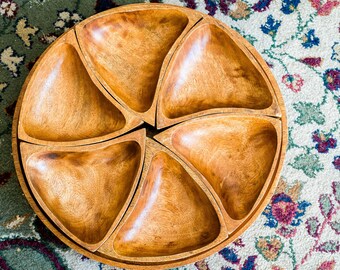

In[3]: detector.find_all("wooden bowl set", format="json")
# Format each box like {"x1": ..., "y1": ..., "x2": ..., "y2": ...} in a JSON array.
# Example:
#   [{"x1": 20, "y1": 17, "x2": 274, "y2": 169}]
[{"x1": 12, "y1": 4, "x2": 287, "y2": 269}]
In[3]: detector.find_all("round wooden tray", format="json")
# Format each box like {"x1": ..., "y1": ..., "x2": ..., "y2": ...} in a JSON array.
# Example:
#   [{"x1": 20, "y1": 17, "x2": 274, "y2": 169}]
[{"x1": 12, "y1": 3, "x2": 287, "y2": 269}]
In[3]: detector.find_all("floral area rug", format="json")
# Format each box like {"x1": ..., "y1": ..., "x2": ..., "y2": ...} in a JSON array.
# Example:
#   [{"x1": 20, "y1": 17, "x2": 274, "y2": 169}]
[{"x1": 0, "y1": 0, "x2": 339, "y2": 269}]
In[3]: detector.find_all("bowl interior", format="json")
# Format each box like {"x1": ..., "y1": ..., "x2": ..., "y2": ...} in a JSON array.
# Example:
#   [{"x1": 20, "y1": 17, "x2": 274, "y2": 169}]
[
  {"x1": 21, "y1": 43, "x2": 126, "y2": 142},
  {"x1": 112, "y1": 151, "x2": 221, "y2": 257},
  {"x1": 162, "y1": 116, "x2": 279, "y2": 220},
  {"x1": 79, "y1": 9, "x2": 189, "y2": 113},
  {"x1": 23, "y1": 140, "x2": 141, "y2": 248},
  {"x1": 160, "y1": 23, "x2": 273, "y2": 119}
]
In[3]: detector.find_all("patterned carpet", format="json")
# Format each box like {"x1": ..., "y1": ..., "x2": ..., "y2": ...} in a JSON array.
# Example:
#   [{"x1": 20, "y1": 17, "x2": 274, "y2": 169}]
[{"x1": 0, "y1": 0, "x2": 339, "y2": 269}]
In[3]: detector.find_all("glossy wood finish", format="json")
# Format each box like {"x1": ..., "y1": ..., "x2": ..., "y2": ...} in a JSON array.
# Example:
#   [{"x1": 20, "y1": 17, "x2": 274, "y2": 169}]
[
  {"x1": 12, "y1": 3, "x2": 287, "y2": 269},
  {"x1": 114, "y1": 152, "x2": 220, "y2": 257},
  {"x1": 155, "y1": 114, "x2": 282, "y2": 231},
  {"x1": 76, "y1": 6, "x2": 202, "y2": 125},
  {"x1": 157, "y1": 18, "x2": 281, "y2": 128},
  {"x1": 18, "y1": 30, "x2": 143, "y2": 146},
  {"x1": 98, "y1": 138, "x2": 227, "y2": 263},
  {"x1": 20, "y1": 129, "x2": 145, "y2": 251}
]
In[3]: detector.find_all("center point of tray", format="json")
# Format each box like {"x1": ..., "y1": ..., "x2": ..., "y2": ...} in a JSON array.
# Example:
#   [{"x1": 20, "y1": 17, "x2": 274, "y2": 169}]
[{"x1": 139, "y1": 122, "x2": 165, "y2": 138}]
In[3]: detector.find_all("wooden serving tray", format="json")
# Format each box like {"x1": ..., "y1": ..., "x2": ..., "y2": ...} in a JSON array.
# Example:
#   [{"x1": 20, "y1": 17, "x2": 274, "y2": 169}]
[{"x1": 12, "y1": 3, "x2": 287, "y2": 269}]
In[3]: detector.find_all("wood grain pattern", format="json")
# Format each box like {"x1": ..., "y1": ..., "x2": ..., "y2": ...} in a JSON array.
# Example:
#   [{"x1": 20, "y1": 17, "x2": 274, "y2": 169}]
[
  {"x1": 98, "y1": 138, "x2": 228, "y2": 263},
  {"x1": 20, "y1": 129, "x2": 146, "y2": 252},
  {"x1": 76, "y1": 6, "x2": 201, "y2": 125},
  {"x1": 155, "y1": 114, "x2": 282, "y2": 230},
  {"x1": 18, "y1": 29, "x2": 143, "y2": 146},
  {"x1": 157, "y1": 18, "x2": 281, "y2": 129},
  {"x1": 12, "y1": 3, "x2": 288, "y2": 269}
]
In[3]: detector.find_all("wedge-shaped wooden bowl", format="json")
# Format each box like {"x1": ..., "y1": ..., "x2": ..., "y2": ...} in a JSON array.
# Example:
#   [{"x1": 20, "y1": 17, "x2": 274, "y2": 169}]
[
  {"x1": 156, "y1": 16, "x2": 281, "y2": 128},
  {"x1": 12, "y1": 3, "x2": 287, "y2": 269},
  {"x1": 155, "y1": 114, "x2": 282, "y2": 232},
  {"x1": 20, "y1": 129, "x2": 145, "y2": 252},
  {"x1": 76, "y1": 5, "x2": 201, "y2": 125},
  {"x1": 98, "y1": 138, "x2": 228, "y2": 263},
  {"x1": 17, "y1": 29, "x2": 142, "y2": 146}
]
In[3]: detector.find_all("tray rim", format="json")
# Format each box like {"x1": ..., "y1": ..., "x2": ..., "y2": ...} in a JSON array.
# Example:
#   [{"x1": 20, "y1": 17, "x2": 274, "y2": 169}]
[{"x1": 11, "y1": 3, "x2": 288, "y2": 269}]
